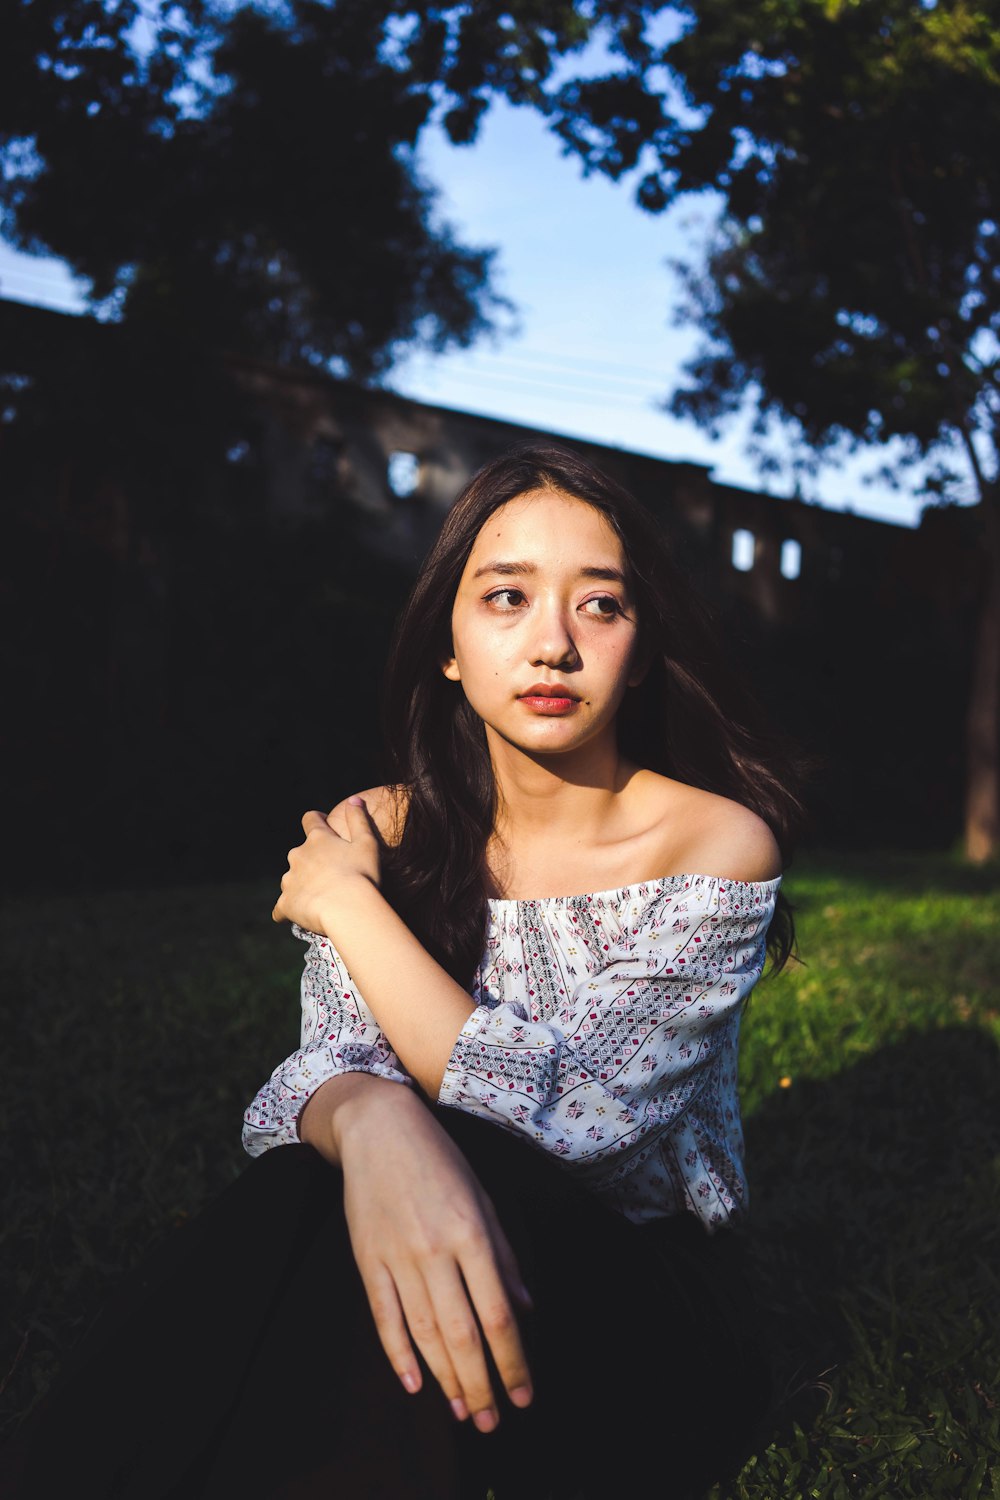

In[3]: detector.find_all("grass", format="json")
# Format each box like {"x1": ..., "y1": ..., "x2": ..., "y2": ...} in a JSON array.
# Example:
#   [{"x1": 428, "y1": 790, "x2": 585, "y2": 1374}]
[{"x1": 2, "y1": 851, "x2": 999, "y2": 1497}]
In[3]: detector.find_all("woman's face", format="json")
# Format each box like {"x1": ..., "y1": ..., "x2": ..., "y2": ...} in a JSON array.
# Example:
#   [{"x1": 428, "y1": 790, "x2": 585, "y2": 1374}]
[{"x1": 442, "y1": 488, "x2": 645, "y2": 762}]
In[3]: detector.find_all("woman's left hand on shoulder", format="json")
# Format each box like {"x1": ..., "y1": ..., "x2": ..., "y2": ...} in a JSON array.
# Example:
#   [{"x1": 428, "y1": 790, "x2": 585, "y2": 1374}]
[{"x1": 272, "y1": 798, "x2": 380, "y2": 931}]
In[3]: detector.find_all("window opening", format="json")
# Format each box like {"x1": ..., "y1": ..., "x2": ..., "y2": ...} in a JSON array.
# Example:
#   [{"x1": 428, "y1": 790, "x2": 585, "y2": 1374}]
[
  {"x1": 387, "y1": 450, "x2": 420, "y2": 498},
  {"x1": 731, "y1": 528, "x2": 755, "y2": 572},
  {"x1": 780, "y1": 539, "x2": 802, "y2": 580}
]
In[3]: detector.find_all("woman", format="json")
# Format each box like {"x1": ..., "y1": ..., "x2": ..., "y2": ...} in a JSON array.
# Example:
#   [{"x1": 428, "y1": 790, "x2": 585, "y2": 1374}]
[{"x1": 20, "y1": 444, "x2": 801, "y2": 1500}]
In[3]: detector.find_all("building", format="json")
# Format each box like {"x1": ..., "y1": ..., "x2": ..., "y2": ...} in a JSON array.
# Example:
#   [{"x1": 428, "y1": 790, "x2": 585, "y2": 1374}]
[{"x1": 1, "y1": 299, "x2": 979, "y2": 881}]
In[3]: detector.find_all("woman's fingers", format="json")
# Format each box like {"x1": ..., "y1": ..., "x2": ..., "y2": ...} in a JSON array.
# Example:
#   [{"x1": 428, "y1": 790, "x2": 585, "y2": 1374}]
[
  {"x1": 337, "y1": 1094, "x2": 533, "y2": 1429},
  {"x1": 343, "y1": 799, "x2": 382, "y2": 879},
  {"x1": 419, "y1": 1259, "x2": 502, "y2": 1432},
  {"x1": 354, "y1": 1259, "x2": 426, "y2": 1398},
  {"x1": 359, "y1": 1246, "x2": 529, "y2": 1432},
  {"x1": 455, "y1": 1238, "x2": 534, "y2": 1415},
  {"x1": 274, "y1": 804, "x2": 381, "y2": 932},
  {"x1": 300, "y1": 808, "x2": 329, "y2": 837},
  {"x1": 354, "y1": 1244, "x2": 477, "y2": 1422},
  {"x1": 401, "y1": 1232, "x2": 533, "y2": 1429},
  {"x1": 480, "y1": 1194, "x2": 534, "y2": 1311}
]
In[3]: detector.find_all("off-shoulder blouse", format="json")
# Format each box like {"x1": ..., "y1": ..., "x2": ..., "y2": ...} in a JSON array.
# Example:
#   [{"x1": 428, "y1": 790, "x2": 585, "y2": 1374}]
[{"x1": 242, "y1": 874, "x2": 780, "y2": 1229}]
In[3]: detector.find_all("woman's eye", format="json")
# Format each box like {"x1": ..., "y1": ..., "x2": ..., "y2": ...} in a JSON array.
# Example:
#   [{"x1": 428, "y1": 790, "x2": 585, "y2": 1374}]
[
  {"x1": 581, "y1": 595, "x2": 621, "y2": 619},
  {"x1": 485, "y1": 588, "x2": 526, "y2": 610}
]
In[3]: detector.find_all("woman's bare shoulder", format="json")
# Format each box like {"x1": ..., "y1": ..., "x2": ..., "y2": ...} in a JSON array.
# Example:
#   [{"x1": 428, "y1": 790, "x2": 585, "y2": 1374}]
[
  {"x1": 635, "y1": 771, "x2": 782, "y2": 883},
  {"x1": 327, "y1": 783, "x2": 409, "y2": 846}
]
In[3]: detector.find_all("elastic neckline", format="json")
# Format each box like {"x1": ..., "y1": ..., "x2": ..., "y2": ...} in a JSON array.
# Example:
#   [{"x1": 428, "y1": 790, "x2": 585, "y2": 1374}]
[{"x1": 486, "y1": 871, "x2": 782, "y2": 909}]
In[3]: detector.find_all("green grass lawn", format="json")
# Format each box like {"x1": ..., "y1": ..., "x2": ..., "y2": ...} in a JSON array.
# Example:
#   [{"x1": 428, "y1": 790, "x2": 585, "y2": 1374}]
[{"x1": 2, "y1": 852, "x2": 998, "y2": 1497}]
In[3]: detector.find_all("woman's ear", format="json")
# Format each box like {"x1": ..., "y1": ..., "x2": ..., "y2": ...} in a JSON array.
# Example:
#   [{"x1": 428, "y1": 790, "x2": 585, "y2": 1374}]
[
  {"x1": 441, "y1": 655, "x2": 461, "y2": 683},
  {"x1": 627, "y1": 645, "x2": 652, "y2": 689}
]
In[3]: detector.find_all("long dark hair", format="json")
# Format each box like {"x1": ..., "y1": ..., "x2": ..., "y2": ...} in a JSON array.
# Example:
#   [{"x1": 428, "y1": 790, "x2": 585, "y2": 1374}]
[{"x1": 380, "y1": 443, "x2": 805, "y2": 984}]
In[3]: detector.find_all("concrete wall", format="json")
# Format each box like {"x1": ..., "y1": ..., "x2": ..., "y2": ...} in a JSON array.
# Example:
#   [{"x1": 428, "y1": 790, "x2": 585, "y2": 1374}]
[{"x1": 225, "y1": 347, "x2": 975, "y2": 631}]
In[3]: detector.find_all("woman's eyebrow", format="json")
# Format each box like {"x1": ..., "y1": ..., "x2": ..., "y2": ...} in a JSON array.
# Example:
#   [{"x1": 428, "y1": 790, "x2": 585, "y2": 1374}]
[
  {"x1": 471, "y1": 560, "x2": 628, "y2": 583},
  {"x1": 579, "y1": 566, "x2": 628, "y2": 584},
  {"x1": 472, "y1": 559, "x2": 534, "y2": 579}
]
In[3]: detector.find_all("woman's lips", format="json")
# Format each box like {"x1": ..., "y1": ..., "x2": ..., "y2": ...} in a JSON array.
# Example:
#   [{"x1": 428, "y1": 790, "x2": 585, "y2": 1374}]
[{"x1": 517, "y1": 688, "x2": 579, "y2": 714}]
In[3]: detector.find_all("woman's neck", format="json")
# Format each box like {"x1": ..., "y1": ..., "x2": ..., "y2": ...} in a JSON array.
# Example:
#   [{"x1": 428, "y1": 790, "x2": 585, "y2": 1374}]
[
  {"x1": 487, "y1": 729, "x2": 634, "y2": 851},
  {"x1": 485, "y1": 729, "x2": 653, "y2": 894}
]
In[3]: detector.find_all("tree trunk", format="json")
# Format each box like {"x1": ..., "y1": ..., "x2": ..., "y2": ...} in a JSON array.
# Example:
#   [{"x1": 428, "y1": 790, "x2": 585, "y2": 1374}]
[{"x1": 964, "y1": 489, "x2": 1000, "y2": 862}]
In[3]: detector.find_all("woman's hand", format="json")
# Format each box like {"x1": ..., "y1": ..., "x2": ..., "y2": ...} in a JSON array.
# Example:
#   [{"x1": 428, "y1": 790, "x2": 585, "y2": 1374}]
[
  {"x1": 301, "y1": 1076, "x2": 534, "y2": 1433},
  {"x1": 272, "y1": 798, "x2": 379, "y2": 933}
]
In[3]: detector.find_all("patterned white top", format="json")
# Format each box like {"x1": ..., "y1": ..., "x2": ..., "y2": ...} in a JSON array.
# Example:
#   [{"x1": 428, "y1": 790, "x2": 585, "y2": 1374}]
[{"x1": 242, "y1": 874, "x2": 780, "y2": 1229}]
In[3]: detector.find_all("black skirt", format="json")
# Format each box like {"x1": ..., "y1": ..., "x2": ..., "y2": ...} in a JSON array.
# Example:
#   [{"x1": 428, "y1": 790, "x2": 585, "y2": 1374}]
[{"x1": 13, "y1": 1108, "x2": 772, "y2": 1500}]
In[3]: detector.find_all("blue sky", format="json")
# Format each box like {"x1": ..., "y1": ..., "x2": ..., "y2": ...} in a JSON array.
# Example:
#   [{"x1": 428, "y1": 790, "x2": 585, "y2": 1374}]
[{"x1": 0, "y1": 89, "x2": 942, "y2": 527}]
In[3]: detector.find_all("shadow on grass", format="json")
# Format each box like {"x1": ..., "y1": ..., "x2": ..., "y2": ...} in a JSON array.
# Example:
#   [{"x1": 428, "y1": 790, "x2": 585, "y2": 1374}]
[
  {"x1": 739, "y1": 1025, "x2": 1000, "y2": 1483},
  {"x1": 787, "y1": 849, "x2": 1000, "y2": 903}
]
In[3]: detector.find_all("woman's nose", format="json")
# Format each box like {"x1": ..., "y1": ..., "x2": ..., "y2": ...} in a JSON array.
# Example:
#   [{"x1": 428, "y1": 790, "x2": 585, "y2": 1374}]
[{"x1": 529, "y1": 605, "x2": 580, "y2": 669}]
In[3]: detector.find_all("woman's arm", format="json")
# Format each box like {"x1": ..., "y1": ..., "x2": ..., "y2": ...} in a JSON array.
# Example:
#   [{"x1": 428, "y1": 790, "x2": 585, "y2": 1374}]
[
  {"x1": 295, "y1": 1071, "x2": 534, "y2": 1434},
  {"x1": 441, "y1": 876, "x2": 777, "y2": 1217},
  {"x1": 242, "y1": 921, "x2": 415, "y2": 1155},
  {"x1": 261, "y1": 814, "x2": 535, "y2": 1432},
  {"x1": 272, "y1": 803, "x2": 777, "y2": 1150},
  {"x1": 274, "y1": 813, "x2": 776, "y2": 1218},
  {"x1": 271, "y1": 799, "x2": 478, "y2": 1096}
]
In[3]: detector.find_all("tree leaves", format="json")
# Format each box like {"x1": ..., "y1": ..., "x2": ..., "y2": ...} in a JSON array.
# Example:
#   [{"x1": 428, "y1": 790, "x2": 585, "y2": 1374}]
[{"x1": 0, "y1": 0, "x2": 507, "y2": 375}]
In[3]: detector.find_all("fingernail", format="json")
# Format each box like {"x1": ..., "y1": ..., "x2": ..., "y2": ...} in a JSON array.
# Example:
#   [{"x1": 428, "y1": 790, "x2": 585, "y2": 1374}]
[
  {"x1": 509, "y1": 1385, "x2": 533, "y2": 1408},
  {"x1": 473, "y1": 1409, "x2": 497, "y2": 1433},
  {"x1": 450, "y1": 1397, "x2": 468, "y2": 1421},
  {"x1": 401, "y1": 1371, "x2": 420, "y2": 1393},
  {"x1": 348, "y1": 795, "x2": 365, "y2": 806}
]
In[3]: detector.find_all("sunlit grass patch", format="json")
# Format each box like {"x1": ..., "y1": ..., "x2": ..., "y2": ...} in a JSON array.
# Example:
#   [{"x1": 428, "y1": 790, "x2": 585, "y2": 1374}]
[{"x1": 741, "y1": 851, "x2": 1000, "y2": 1112}]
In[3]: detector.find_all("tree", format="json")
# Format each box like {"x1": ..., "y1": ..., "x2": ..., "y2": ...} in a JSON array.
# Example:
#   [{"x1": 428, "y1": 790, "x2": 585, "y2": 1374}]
[
  {"x1": 1, "y1": 0, "x2": 669, "y2": 370},
  {"x1": 540, "y1": 0, "x2": 1000, "y2": 859},
  {"x1": 4, "y1": 0, "x2": 997, "y2": 854},
  {"x1": 0, "y1": 0, "x2": 511, "y2": 374}
]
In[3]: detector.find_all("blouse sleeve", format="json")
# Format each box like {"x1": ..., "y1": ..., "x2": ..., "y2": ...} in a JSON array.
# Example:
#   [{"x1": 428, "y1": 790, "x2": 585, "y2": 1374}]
[
  {"x1": 242, "y1": 924, "x2": 413, "y2": 1156},
  {"x1": 436, "y1": 881, "x2": 776, "y2": 1193}
]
